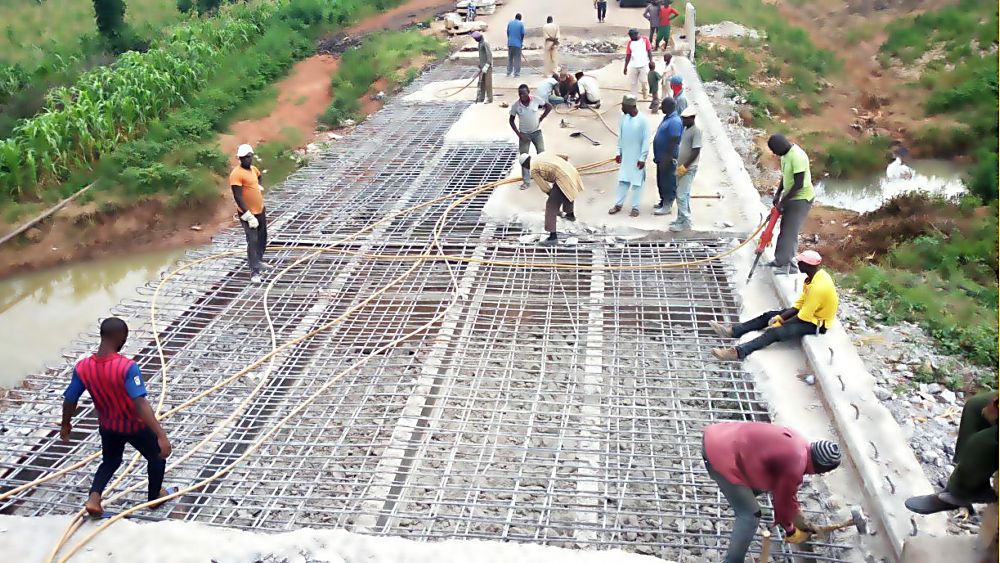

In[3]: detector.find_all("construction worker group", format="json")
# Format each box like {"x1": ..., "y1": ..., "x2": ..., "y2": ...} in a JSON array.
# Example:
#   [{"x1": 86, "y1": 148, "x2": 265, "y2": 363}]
[{"x1": 52, "y1": 5, "x2": 997, "y2": 562}]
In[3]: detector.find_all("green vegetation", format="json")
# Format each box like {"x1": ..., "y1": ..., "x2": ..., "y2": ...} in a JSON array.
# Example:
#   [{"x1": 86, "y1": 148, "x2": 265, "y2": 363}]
[
  {"x1": 880, "y1": 0, "x2": 999, "y2": 202},
  {"x1": 1, "y1": 0, "x2": 410, "y2": 217},
  {"x1": 820, "y1": 137, "x2": 892, "y2": 178},
  {"x1": 693, "y1": 0, "x2": 838, "y2": 124},
  {"x1": 845, "y1": 199, "x2": 999, "y2": 385},
  {"x1": 320, "y1": 31, "x2": 448, "y2": 128}
]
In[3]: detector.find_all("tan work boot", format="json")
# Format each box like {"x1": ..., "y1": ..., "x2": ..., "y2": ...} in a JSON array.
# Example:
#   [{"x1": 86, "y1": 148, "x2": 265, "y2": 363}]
[
  {"x1": 709, "y1": 321, "x2": 733, "y2": 338},
  {"x1": 712, "y1": 347, "x2": 740, "y2": 361}
]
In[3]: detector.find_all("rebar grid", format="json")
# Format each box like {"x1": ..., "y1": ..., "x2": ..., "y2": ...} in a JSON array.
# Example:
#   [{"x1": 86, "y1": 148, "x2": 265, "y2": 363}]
[{"x1": 0, "y1": 61, "x2": 853, "y2": 562}]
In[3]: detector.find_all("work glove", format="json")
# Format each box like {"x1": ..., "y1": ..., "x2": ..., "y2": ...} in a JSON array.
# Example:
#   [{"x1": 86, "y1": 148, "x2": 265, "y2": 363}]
[
  {"x1": 482, "y1": 63, "x2": 490, "y2": 73},
  {"x1": 676, "y1": 164, "x2": 688, "y2": 177},
  {"x1": 615, "y1": 155, "x2": 622, "y2": 164},
  {"x1": 785, "y1": 528, "x2": 812, "y2": 544},
  {"x1": 769, "y1": 315, "x2": 784, "y2": 327},
  {"x1": 241, "y1": 211, "x2": 259, "y2": 229}
]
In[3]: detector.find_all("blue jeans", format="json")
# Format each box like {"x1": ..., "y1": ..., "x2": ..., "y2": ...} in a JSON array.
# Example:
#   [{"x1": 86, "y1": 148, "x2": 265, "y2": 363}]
[
  {"x1": 615, "y1": 180, "x2": 643, "y2": 209},
  {"x1": 674, "y1": 169, "x2": 695, "y2": 225},
  {"x1": 507, "y1": 46, "x2": 522, "y2": 76},
  {"x1": 547, "y1": 95, "x2": 566, "y2": 105},
  {"x1": 656, "y1": 159, "x2": 677, "y2": 207},
  {"x1": 733, "y1": 309, "x2": 822, "y2": 358}
]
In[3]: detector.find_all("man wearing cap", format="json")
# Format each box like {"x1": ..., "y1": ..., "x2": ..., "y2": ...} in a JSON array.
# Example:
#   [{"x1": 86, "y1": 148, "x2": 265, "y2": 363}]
[
  {"x1": 703, "y1": 421, "x2": 842, "y2": 563},
  {"x1": 669, "y1": 75, "x2": 688, "y2": 115},
  {"x1": 653, "y1": 97, "x2": 683, "y2": 215},
  {"x1": 519, "y1": 152, "x2": 583, "y2": 246},
  {"x1": 709, "y1": 250, "x2": 838, "y2": 361},
  {"x1": 509, "y1": 84, "x2": 553, "y2": 191},
  {"x1": 623, "y1": 28, "x2": 652, "y2": 98},
  {"x1": 542, "y1": 16, "x2": 560, "y2": 75},
  {"x1": 671, "y1": 106, "x2": 701, "y2": 231},
  {"x1": 473, "y1": 32, "x2": 493, "y2": 104},
  {"x1": 230, "y1": 144, "x2": 267, "y2": 283},
  {"x1": 767, "y1": 133, "x2": 814, "y2": 270},
  {"x1": 609, "y1": 95, "x2": 649, "y2": 218}
]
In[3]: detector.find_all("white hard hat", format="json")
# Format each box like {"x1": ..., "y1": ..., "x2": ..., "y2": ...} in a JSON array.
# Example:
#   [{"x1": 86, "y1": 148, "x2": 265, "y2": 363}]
[
  {"x1": 680, "y1": 106, "x2": 697, "y2": 117},
  {"x1": 518, "y1": 153, "x2": 531, "y2": 165},
  {"x1": 236, "y1": 144, "x2": 254, "y2": 157}
]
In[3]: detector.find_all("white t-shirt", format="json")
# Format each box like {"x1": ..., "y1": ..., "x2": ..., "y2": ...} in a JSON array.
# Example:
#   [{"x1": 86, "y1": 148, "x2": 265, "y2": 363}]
[
  {"x1": 509, "y1": 95, "x2": 546, "y2": 133},
  {"x1": 627, "y1": 38, "x2": 651, "y2": 68},
  {"x1": 577, "y1": 76, "x2": 601, "y2": 102}
]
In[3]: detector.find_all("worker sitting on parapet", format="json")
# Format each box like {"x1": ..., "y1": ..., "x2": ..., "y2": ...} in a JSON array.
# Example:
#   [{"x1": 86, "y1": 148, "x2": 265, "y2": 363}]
[
  {"x1": 906, "y1": 391, "x2": 999, "y2": 514},
  {"x1": 60, "y1": 317, "x2": 174, "y2": 517},
  {"x1": 709, "y1": 250, "x2": 838, "y2": 361},
  {"x1": 703, "y1": 421, "x2": 842, "y2": 563},
  {"x1": 518, "y1": 152, "x2": 583, "y2": 246}
]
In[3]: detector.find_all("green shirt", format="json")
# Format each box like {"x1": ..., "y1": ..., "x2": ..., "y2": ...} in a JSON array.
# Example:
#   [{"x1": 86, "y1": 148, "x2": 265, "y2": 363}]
[
  {"x1": 647, "y1": 70, "x2": 661, "y2": 96},
  {"x1": 780, "y1": 144, "x2": 814, "y2": 201}
]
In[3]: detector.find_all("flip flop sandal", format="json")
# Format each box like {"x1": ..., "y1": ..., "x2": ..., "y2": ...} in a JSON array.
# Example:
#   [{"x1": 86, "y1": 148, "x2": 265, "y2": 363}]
[{"x1": 629, "y1": 208, "x2": 640, "y2": 217}]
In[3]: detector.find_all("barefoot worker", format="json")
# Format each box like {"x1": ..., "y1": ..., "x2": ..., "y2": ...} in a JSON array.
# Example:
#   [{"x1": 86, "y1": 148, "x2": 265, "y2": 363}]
[
  {"x1": 519, "y1": 152, "x2": 583, "y2": 246},
  {"x1": 703, "y1": 421, "x2": 842, "y2": 563},
  {"x1": 710, "y1": 250, "x2": 838, "y2": 361},
  {"x1": 61, "y1": 317, "x2": 174, "y2": 517},
  {"x1": 230, "y1": 144, "x2": 267, "y2": 284}
]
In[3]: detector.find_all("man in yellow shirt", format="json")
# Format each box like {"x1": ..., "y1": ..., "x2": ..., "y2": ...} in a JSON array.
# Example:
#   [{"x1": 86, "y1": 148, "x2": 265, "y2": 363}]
[
  {"x1": 519, "y1": 152, "x2": 583, "y2": 246},
  {"x1": 709, "y1": 250, "x2": 838, "y2": 361},
  {"x1": 229, "y1": 144, "x2": 267, "y2": 283}
]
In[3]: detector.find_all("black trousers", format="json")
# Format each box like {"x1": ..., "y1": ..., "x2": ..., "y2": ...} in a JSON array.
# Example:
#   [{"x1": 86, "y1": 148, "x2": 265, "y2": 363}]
[
  {"x1": 656, "y1": 159, "x2": 677, "y2": 206},
  {"x1": 596, "y1": 1, "x2": 607, "y2": 21},
  {"x1": 91, "y1": 427, "x2": 165, "y2": 502},
  {"x1": 733, "y1": 309, "x2": 822, "y2": 359},
  {"x1": 544, "y1": 184, "x2": 574, "y2": 233},
  {"x1": 240, "y1": 210, "x2": 268, "y2": 275}
]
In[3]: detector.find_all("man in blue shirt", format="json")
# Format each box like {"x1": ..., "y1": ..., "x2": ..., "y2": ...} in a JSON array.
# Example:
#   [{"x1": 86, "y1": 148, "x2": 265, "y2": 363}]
[
  {"x1": 506, "y1": 13, "x2": 525, "y2": 77},
  {"x1": 653, "y1": 97, "x2": 683, "y2": 215}
]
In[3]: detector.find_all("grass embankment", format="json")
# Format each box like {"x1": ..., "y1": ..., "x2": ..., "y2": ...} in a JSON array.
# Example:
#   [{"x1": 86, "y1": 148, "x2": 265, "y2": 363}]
[
  {"x1": 0, "y1": 0, "x2": 408, "y2": 218},
  {"x1": 840, "y1": 196, "x2": 998, "y2": 390},
  {"x1": 879, "y1": 0, "x2": 998, "y2": 202},
  {"x1": 319, "y1": 31, "x2": 448, "y2": 128},
  {"x1": 693, "y1": 0, "x2": 839, "y2": 124}
]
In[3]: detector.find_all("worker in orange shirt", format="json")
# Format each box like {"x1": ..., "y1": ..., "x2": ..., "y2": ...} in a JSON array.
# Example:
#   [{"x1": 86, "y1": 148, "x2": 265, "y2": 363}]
[{"x1": 229, "y1": 144, "x2": 268, "y2": 283}]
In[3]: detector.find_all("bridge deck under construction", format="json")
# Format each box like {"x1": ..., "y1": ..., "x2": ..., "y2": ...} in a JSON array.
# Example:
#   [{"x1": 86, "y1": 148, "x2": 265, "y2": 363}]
[{"x1": 0, "y1": 63, "x2": 854, "y2": 562}]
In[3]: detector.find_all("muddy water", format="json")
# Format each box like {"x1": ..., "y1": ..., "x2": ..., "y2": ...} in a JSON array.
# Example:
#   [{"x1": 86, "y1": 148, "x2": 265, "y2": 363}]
[
  {"x1": 1, "y1": 249, "x2": 186, "y2": 389},
  {"x1": 815, "y1": 159, "x2": 967, "y2": 213}
]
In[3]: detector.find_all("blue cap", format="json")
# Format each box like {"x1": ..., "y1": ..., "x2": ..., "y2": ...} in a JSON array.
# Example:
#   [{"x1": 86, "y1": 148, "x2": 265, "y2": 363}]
[{"x1": 670, "y1": 75, "x2": 683, "y2": 85}]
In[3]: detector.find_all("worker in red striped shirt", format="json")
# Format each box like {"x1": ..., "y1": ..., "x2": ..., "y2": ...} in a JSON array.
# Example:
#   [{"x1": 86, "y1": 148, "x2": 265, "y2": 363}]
[
  {"x1": 60, "y1": 317, "x2": 173, "y2": 517},
  {"x1": 703, "y1": 422, "x2": 842, "y2": 563}
]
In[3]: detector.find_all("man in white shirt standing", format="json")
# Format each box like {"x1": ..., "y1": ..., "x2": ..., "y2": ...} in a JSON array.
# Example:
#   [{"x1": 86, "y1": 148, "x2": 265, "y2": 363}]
[
  {"x1": 542, "y1": 16, "x2": 560, "y2": 74},
  {"x1": 623, "y1": 28, "x2": 652, "y2": 98},
  {"x1": 509, "y1": 84, "x2": 553, "y2": 190}
]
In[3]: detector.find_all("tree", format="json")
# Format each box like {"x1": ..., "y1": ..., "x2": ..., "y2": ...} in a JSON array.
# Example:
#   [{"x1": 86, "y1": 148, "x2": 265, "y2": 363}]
[{"x1": 93, "y1": 0, "x2": 127, "y2": 42}]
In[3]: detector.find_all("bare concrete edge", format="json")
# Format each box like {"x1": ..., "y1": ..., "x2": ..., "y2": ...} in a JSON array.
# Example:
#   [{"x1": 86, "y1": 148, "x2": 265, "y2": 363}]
[
  {"x1": 674, "y1": 49, "x2": 949, "y2": 561},
  {"x1": 769, "y1": 270, "x2": 949, "y2": 560}
]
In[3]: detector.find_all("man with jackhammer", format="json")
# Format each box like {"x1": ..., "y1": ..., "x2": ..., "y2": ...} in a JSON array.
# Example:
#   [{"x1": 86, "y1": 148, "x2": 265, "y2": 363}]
[
  {"x1": 766, "y1": 133, "x2": 814, "y2": 272},
  {"x1": 518, "y1": 152, "x2": 583, "y2": 246},
  {"x1": 703, "y1": 421, "x2": 843, "y2": 563}
]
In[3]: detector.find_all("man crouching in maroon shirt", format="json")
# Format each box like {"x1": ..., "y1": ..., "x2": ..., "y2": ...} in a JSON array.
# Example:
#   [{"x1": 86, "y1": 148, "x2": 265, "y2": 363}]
[{"x1": 703, "y1": 422, "x2": 842, "y2": 562}]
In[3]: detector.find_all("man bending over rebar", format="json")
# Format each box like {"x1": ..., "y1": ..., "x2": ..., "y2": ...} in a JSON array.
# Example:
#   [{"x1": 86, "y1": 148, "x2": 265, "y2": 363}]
[
  {"x1": 703, "y1": 421, "x2": 842, "y2": 563},
  {"x1": 709, "y1": 250, "x2": 838, "y2": 361},
  {"x1": 61, "y1": 317, "x2": 174, "y2": 517},
  {"x1": 518, "y1": 152, "x2": 583, "y2": 246}
]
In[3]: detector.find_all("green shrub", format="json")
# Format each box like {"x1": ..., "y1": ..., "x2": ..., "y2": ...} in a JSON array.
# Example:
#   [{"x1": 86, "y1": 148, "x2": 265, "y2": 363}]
[
  {"x1": 120, "y1": 163, "x2": 191, "y2": 195},
  {"x1": 822, "y1": 137, "x2": 891, "y2": 178},
  {"x1": 164, "y1": 109, "x2": 214, "y2": 139}
]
